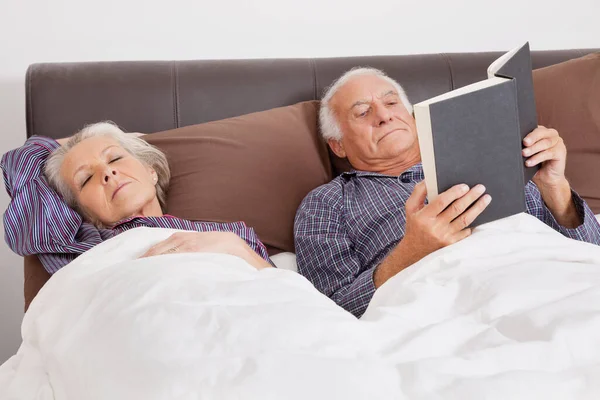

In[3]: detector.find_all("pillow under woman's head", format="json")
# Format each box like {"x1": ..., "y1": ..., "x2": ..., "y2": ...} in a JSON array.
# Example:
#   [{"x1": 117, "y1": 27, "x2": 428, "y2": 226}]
[{"x1": 145, "y1": 101, "x2": 332, "y2": 255}]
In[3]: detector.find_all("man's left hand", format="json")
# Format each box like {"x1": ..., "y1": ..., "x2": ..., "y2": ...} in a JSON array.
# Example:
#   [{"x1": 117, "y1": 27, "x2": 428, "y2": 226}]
[
  {"x1": 522, "y1": 126, "x2": 567, "y2": 189},
  {"x1": 522, "y1": 126, "x2": 581, "y2": 228}
]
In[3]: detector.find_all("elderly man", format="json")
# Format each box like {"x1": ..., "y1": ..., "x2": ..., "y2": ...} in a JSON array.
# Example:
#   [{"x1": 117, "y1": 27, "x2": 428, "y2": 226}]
[{"x1": 294, "y1": 67, "x2": 600, "y2": 318}]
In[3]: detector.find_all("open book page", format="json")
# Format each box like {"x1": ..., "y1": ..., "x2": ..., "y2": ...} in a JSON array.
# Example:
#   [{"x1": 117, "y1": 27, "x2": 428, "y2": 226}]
[{"x1": 487, "y1": 43, "x2": 525, "y2": 78}]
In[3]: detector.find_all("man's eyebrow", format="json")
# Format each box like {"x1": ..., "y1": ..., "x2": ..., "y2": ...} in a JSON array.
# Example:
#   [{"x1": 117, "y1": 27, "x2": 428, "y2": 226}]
[
  {"x1": 381, "y1": 90, "x2": 398, "y2": 97},
  {"x1": 350, "y1": 90, "x2": 399, "y2": 109},
  {"x1": 350, "y1": 100, "x2": 371, "y2": 109}
]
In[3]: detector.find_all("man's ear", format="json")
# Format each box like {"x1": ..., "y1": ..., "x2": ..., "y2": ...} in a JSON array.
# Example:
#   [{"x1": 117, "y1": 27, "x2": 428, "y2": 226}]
[{"x1": 327, "y1": 138, "x2": 347, "y2": 158}]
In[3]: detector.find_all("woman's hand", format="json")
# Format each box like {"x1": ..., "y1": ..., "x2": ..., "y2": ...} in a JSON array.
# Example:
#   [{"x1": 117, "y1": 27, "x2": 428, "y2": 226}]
[{"x1": 139, "y1": 231, "x2": 272, "y2": 270}]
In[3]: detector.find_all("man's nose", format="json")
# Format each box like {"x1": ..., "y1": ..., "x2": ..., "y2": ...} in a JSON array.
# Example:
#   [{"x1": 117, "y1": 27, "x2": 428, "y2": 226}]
[
  {"x1": 103, "y1": 168, "x2": 118, "y2": 183},
  {"x1": 375, "y1": 105, "x2": 392, "y2": 126}
]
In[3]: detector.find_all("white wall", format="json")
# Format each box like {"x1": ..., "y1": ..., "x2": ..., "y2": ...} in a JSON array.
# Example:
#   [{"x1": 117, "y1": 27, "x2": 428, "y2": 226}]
[{"x1": 0, "y1": 0, "x2": 598, "y2": 363}]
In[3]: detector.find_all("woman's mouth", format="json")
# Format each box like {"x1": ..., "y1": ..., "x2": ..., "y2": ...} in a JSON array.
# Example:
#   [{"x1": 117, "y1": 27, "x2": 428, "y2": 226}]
[{"x1": 112, "y1": 182, "x2": 130, "y2": 200}]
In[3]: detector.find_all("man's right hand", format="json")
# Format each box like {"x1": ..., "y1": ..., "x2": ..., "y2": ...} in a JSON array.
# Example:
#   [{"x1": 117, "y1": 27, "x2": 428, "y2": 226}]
[
  {"x1": 403, "y1": 181, "x2": 491, "y2": 262},
  {"x1": 373, "y1": 181, "x2": 491, "y2": 288}
]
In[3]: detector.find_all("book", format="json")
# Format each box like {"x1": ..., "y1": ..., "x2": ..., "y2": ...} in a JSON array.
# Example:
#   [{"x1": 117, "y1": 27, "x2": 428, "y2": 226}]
[{"x1": 413, "y1": 42, "x2": 538, "y2": 227}]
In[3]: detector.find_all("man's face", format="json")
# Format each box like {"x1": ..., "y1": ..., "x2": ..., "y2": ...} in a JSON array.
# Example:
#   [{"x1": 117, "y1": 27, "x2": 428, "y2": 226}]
[{"x1": 328, "y1": 74, "x2": 419, "y2": 171}]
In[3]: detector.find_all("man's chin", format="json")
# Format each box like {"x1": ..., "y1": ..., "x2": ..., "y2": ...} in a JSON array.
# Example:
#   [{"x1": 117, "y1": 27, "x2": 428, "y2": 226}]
[{"x1": 383, "y1": 141, "x2": 413, "y2": 157}]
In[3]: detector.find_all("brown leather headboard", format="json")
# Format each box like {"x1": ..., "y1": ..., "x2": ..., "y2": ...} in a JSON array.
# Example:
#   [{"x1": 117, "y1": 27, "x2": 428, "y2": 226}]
[{"x1": 23, "y1": 49, "x2": 599, "y2": 310}]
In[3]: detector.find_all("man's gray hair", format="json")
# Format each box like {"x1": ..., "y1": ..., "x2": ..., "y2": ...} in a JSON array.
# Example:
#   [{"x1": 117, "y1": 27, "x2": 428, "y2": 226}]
[
  {"x1": 44, "y1": 122, "x2": 170, "y2": 227},
  {"x1": 319, "y1": 67, "x2": 413, "y2": 141}
]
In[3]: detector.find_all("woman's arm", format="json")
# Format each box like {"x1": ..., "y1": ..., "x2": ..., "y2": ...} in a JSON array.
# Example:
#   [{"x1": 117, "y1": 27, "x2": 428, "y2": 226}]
[
  {"x1": 140, "y1": 231, "x2": 272, "y2": 270},
  {"x1": 1, "y1": 136, "x2": 103, "y2": 274}
]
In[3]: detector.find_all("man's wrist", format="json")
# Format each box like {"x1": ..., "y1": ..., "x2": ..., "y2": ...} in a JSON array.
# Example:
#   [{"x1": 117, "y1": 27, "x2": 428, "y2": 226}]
[
  {"x1": 373, "y1": 239, "x2": 418, "y2": 288},
  {"x1": 537, "y1": 178, "x2": 581, "y2": 228}
]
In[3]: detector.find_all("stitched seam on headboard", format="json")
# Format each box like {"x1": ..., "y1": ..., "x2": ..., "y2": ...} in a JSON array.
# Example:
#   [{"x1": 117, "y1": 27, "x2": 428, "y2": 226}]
[
  {"x1": 172, "y1": 62, "x2": 180, "y2": 128},
  {"x1": 310, "y1": 59, "x2": 318, "y2": 100},
  {"x1": 441, "y1": 53, "x2": 455, "y2": 91},
  {"x1": 26, "y1": 66, "x2": 34, "y2": 137}
]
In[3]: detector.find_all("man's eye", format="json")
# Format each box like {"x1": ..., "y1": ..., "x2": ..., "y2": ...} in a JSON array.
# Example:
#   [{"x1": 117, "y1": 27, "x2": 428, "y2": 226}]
[
  {"x1": 109, "y1": 156, "x2": 122, "y2": 164},
  {"x1": 387, "y1": 102, "x2": 398, "y2": 106}
]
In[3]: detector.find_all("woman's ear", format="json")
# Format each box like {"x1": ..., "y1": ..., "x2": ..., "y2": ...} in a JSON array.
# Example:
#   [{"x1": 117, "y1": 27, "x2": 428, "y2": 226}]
[{"x1": 147, "y1": 167, "x2": 158, "y2": 184}]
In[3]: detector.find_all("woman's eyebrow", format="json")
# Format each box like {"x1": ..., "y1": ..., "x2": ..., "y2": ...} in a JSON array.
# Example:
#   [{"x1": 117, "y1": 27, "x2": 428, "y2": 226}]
[
  {"x1": 73, "y1": 145, "x2": 120, "y2": 178},
  {"x1": 100, "y1": 145, "x2": 119, "y2": 156}
]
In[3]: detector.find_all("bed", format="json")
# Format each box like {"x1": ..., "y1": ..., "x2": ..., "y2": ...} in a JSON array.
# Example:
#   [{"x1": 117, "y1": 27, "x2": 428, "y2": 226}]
[
  {"x1": 20, "y1": 48, "x2": 600, "y2": 308},
  {"x1": 2, "y1": 48, "x2": 600, "y2": 399}
]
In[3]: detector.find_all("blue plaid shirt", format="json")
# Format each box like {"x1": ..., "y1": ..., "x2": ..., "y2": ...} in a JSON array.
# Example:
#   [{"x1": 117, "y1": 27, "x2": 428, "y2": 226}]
[{"x1": 294, "y1": 163, "x2": 600, "y2": 318}]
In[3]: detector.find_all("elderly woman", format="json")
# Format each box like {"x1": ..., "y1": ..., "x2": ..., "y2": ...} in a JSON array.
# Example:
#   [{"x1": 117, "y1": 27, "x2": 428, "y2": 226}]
[{"x1": 2, "y1": 122, "x2": 271, "y2": 273}]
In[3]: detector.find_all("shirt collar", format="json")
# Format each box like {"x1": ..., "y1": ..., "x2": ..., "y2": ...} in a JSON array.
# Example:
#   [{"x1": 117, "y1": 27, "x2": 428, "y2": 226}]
[
  {"x1": 110, "y1": 216, "x2": 141, "y2": 229},
  {"x1": 341, "y1": 163, "x2": 423, "y2": 179},
  {"x1": 110, "y1": 213, "x2": 179, "y2": 229}
]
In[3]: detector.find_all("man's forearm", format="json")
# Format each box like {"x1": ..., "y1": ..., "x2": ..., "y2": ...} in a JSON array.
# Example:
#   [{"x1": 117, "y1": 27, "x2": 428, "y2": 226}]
[
  {"x1": 373, "y1": 240, "x2": 420, "y2": 288},
  {"x1": 537, "y1": 178, "x2": 581, "y2": 228}
]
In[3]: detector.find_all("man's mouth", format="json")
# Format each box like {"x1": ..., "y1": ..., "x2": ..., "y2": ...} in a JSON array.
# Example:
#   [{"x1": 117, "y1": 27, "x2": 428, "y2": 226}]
[{"x1": 378, "y1": 128, "x2": 403, "y2": 142}]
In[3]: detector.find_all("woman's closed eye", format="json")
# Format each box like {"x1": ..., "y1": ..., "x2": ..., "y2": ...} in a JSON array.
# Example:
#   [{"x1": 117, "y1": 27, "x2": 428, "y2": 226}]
[
  {"x1": 80, "y1": 175, "x2": 92, "y2": 189},
  {"x1": 79, "y1": 157, "x2": 121, "y2": 189}
]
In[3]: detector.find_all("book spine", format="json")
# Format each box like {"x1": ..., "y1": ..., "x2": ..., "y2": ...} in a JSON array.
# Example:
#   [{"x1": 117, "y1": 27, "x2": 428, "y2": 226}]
[{"x1": 414, "y1": 104, "x2": 439, "y2": 201}]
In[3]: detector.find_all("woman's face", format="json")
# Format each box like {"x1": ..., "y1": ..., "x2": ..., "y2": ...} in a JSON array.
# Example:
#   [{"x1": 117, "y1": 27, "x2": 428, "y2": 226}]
[{"x1": 60, "y1": 135, "x2": 161, "y2": 226}]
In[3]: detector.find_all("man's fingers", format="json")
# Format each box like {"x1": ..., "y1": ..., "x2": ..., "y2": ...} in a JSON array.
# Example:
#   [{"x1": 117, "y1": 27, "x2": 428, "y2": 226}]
[
  {"x1": 450, "y1": 194, "x2": 492, "y2": 231},
  {"x1": 450, "y1": 227, "x2": 473, "y2": 244},
  {"x1": 405, "y1": 181, "x2": 428, "y2": 214},
  {"x1": 525, "y1": 148, "x2": 558, "y2": 167},
  {"x1": 424, "y1": 183, "x2": 470, "y2": 217},
  {"x1": 522, "y1": 136, "x2": 559, "y2": 157},
  {"x1": 440, "y1": 184, "x2": 486, "y2": 222},
  {"x1": 523, "y1": 126, "x2": 557, "y2": 146}
]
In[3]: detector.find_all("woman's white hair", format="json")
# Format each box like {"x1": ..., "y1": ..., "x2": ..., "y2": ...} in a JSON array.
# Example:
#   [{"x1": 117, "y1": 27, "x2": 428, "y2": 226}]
[
  {"x1": 319, "y1": 67, "x2": 413, "y2": 141},
  {"x1": 44, "y1": 122, "x2": 170, "y2": 227}
]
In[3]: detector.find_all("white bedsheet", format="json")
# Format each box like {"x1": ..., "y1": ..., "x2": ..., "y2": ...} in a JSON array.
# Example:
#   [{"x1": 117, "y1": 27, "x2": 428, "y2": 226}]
[{"x1": 2, "y1": 213, "x2": 600, "y2": 399}]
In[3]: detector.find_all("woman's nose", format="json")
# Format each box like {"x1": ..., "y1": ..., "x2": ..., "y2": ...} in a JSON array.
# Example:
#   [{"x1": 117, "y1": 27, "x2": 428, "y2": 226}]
[{"x1": 103, "y1": 169, "x2": 117, "y2": 183}]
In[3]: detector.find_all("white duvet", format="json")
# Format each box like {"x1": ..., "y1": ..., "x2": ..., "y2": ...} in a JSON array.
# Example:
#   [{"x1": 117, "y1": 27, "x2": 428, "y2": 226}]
[{"x1": 2, "y1": 214, "x2": 600, "y2": 400}]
